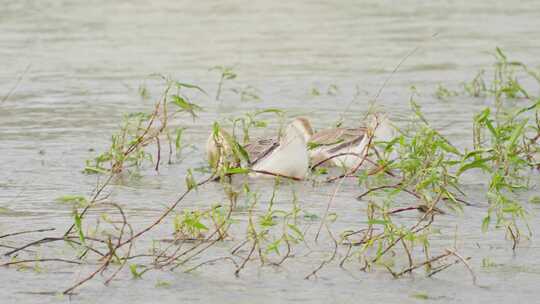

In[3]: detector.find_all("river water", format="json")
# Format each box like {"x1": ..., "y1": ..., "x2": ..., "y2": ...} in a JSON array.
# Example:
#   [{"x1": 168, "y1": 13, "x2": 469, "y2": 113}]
[{"x1": 1, "y1": 0, "x2": 540, "y2": 303}]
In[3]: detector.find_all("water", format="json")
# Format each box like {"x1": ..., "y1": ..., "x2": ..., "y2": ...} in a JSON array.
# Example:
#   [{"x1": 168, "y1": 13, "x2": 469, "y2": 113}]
[{"x1": 1, "y1": 0, "x2": 540, "y2": 303}]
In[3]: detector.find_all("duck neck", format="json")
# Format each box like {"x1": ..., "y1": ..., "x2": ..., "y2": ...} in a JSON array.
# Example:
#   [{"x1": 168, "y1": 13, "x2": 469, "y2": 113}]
[{"x1": 280, "y1": 127, "x2": 306, "y2": 150}]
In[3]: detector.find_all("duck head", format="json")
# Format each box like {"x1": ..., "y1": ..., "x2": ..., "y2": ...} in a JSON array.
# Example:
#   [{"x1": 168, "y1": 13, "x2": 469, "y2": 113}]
[{"x1": 286, "y1": 117, "x2": 314, "y2": 143}]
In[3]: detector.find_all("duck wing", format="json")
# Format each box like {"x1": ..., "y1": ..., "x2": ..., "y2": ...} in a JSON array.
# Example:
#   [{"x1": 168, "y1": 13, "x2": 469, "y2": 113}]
[
  {"x1": 310, "y1": 127, "x2": 367, "y2": 149},
  {"x1": 327, "y1": 133, "x2": 366, "y2": 153},
  {"x1": 244, "y1": 137, "x2": 280, "y2": 167}
]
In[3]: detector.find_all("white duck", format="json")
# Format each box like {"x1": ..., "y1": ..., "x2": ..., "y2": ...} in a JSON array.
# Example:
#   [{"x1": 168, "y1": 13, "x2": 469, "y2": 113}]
[{"x1": 207, "y1": 117, "x2": 313, "y2": 180}]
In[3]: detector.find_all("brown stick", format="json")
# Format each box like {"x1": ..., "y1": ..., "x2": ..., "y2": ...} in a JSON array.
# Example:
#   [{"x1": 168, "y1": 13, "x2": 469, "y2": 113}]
[
  {"x1": 306, "y1": 223, "x2": 339, "y2": 279},
  {"x1": 155, "y1": 136, "x2": 161, "y2": 172},
  {"x1": 394, "y1": 250, "x2": 452, "y2": 277},
  {"x1": 235, "y1": 239, "x2": 257, "y2": 277},
  {"x1": 1, "y1": 258, "x2": 82, "y2": 267},
  {"x1": 184, "y1": 257, "x2": 239, "y2": 273},
  {"x1": 0, "y1": 228, "x2": 56, "y2": 240},
  {"x1": 357, "y1": 182, "x2": 407, "y2": 200},
  {"x1": 63, "y1": 255, "x2": 113, "y2": 295},
  {"x1": 446, "y1": 249, "x2": 477, "y2": 285},
  {"x1": 310, "y1": 152, "x2": 361, "y2": 170}
]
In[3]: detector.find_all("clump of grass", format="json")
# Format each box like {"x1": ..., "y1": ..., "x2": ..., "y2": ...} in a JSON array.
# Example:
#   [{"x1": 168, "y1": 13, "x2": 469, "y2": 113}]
[
  {"x1": 462, "y1": 47, "x2": 539, "y2": 100},
  {"x1": 338, "y1": 101, "x2": 470, "y2": 277},
  {"x1": 230, "y1": 85, "x2": 261, "y2": 102},
  {"x1": 481, "y1": 257, "x2": 498, "y2": 268},
  {"x1": 84, "y1": 77, "x2": 205, "y2": 174},
  {"x1": 461, "y1": 100, "x2": 539, "y2": 248},
  {"x1": 173, "y1": 209, "x2": 209, "y2": 240},
  {"x1": 463, "y1": 69, "x2": 488, "y2": 97},
  {"x1": 435, "y1": 84, "x2": 458, "y2": 100}
]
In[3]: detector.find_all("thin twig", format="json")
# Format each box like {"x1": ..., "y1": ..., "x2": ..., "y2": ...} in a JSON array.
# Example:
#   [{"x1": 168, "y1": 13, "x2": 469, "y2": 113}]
[
  {"x1": 394, "y1": 251, "x2": 452, "y2": 277},
  {"x1": 184, "y1": 257, "x2": 239, "y2": 273},
  {"x1": 305, "y1": 223, "x2": 339, "y2": 279},
  {"x1": 446, "y1": 249, "x2": 477, "y2": 285},
  {"x1": 0, "y1": 228, "x2": 56, "y2": 240},
  {"x1": 1, "y1": 258, "x2": 82, "y2": 267},
  {"x1": 1, "y1": 64, "x2": 31, "y2": 104}
]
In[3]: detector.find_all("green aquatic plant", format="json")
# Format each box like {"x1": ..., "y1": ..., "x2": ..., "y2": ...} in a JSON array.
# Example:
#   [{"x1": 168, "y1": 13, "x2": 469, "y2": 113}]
[
  {"x1": 310, "y1": 87, "x2": 321, "y2": 96},
  {"x1": 435, "y1": 84, "x2": 458, "y2": 100},
  {"x1": 138, "y1": 84, "x2": 149, "y2": 100},
  {"x1": 84, "y1": 78, "x2": 205, "y2": 174},
  {"x1": 173, "y1": 209, "x2": 209, "y2": 240},
  {"x1": 463, "y1": 69, "x2": 487, "y2": 97},
  {"x1": 229, "y1": 108, "x2": 284, "y2": 144},
  {"x1": 56, "y1": 195, "x2": 89, "y2": 208},
  {"x1": 211, "y1": 65, "x2": 237, "y2": 101},
  {"x1": 460, "y1": 100, "x2": 540, "y2": 248},
  {"x1": 340, "y1": 101, "x2": 470, "y2": 277},
  {"x1": 462, "y1": 47, "x2": 539, "y2": 100},
  {"x1": 230, "y1": 85, "x2": 261, "y2": 102}
]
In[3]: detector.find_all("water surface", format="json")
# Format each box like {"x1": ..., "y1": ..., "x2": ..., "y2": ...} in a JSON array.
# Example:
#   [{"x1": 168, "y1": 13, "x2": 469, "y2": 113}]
[{"x1": 1, "y1": 0, "x2": 540, "y2": 303}]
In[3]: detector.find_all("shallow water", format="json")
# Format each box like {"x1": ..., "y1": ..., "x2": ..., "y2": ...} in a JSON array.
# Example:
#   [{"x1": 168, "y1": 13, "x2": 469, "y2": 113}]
[{"x1": 1, "y1": 0, "x2": 540, "y2": 303}]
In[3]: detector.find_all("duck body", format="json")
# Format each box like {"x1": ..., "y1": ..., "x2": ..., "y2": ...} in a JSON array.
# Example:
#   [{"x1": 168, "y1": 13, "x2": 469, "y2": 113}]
[
  {"x1": 309, "y1": 113, "x2": 396, "y2": 170},
  {"x1": 206, "y1": 117, "x2": 313, "y2": 180},
  {"x1": 248, "y1": 124, "x2": 310, "y2": 179},
  {"x1": 310, "y1": 127, "x2": 369, "y2": 169}
]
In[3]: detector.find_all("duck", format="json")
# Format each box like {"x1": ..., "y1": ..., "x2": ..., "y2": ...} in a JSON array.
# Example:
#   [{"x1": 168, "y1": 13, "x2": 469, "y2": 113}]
[
  {"x1": 309, "y1": 113, "x2": 396, "y2": 170},
  {"x1": 207, "y1": 117, "x2": 314, "y2": 180}
]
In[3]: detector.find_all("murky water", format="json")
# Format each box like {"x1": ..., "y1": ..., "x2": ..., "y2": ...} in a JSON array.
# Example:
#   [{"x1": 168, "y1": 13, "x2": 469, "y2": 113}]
[{"x1": 1, "y1": 0, "x2": 540, "y2": 303}]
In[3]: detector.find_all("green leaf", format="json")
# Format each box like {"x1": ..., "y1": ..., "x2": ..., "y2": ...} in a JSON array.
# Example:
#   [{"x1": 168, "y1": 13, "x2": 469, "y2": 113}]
[
  {"x1": 515, "y1": 100, "x2": 540, "y2": 116},
  {"x1": 463, "y1": 149, "x2": 489, "y2": 160},
  {"x1": 175, "y1": 128, "x2": 184, "y2": 151},
  {"x1": 508, "y1": 119, "x2": 527, "y2": 149},
  {"x1": 56, "y1": 195, "x2": 88, "y2": 207},
  {"x1": 155, "y1": 280, "x2": 171, "y2": 288},
  {"x1": 288, "y1": 224, "x2": 304, "y2": 241},
  {"x1": 303, "y1": 212, "x2": 319, "y2": 221},
  {"x1": 225, "y1": 167, "x2": 250, "y2": 175},
  {"x1": 481, "y1": 215, "x2": 490, "y2": 232},
  {"x1": 130, "y1": 264, "x2": 142, "y2": 279},
  {"x1": 259, "y1": 214, "x2": 276, "y2": 227},
  {"x1": 83, "y1": 166, "x2": 109, "y2": 175},
  {"x1": 73, "y1": 210, "x2": 85, "y2": 245},
  {"x1": 457, "y1": 157, "x2": 493, "y2": 176},
  {"x1": 410, "y1": 101, "x2": 429, "y2": 125},
  {"x1": 484, "y1": 119, "x2": 498, "y2": 137},
  {"x1": 266, "y1": 239, "x2": 281, "y2": 255},
  {"x1": 502, "y1": 204, "x2": 522, "y2": 213},
  {"x1": 495, "y1": 47, "x2": 507, "y2": 61},
  {"x1": 367, "y1": 219, "x2": 389, "y2": 225},
  {"x1": 529, "y1": 196, "x2": 540, "y2": 204},
  {"x1": 474, "y1": 108, "x2": 490, "y2": 123},
  {"x1": 185, "y1": 169, "x2": 197, "y2": 190},
  {"x1": 171, "y1": 95, "x2": 202, "y2": 118},
  {"x1": 233, "y1": 142, "x2": 250, "y2": 163},
  {"x1": 192, "y1": 221, "x2": 208, "y2": 231},
  {"x1": 174, "y1": 81, "x2": 208, "y2": 95},
  {"x1": 437, "y1": 140, "x2": 461, "y2": 155},
  {"x1": 254, "y1": 108, "x2": 284, "y2": 117},
  {"x1": 411, "y1": 293, "x2": 429, "y2": 300}
]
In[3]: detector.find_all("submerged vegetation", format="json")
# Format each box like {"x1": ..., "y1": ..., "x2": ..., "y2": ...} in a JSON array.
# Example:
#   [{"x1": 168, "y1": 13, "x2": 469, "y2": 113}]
[{"x1": 1, "y1": 49, "x2": 539, "y2": 296}]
